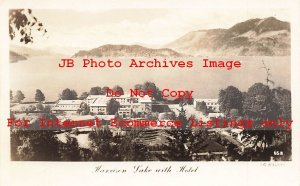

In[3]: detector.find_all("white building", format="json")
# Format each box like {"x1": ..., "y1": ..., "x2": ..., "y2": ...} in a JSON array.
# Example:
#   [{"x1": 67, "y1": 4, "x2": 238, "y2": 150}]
[
  {"x1": 86, "y1": 94, "x2": 152, "y2": 117},
  {"x1": 52, "y1": 100, "x2": 83, "y2": 114},
  {"x1": 194, "y1": 98, "x2": 220, "y2": 112},
  {"x1": 208, "y1": 112, "x2": 224, "y2": 119},
  {"x1": 86, "y1": 95, "x2": 105, "y2": 105},
  {"x1": 88, "y1": 95, "x2": 110, "y2": 114}
]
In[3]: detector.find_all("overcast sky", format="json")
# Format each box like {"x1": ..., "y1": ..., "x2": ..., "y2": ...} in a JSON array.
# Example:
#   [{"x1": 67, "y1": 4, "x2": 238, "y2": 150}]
[{"x1": 11, "y1": 8, "x2": 289, "y2": 54}]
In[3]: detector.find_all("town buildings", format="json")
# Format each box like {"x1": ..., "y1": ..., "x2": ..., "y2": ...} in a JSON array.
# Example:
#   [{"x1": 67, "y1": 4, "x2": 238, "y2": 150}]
[
  {"x1": 52, "y1": 94, "x2": 152, "y2": 117},
  {"x1": 51, "y1": 100, "x2": 83, "y2": 114},
  {"x1": 193, "y1": 98, "x2": 220, "y2": 112}
]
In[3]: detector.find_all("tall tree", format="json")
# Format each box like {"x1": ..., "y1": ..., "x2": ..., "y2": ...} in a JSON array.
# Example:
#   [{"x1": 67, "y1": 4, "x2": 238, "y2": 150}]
[
  {"x1": 14, "y1": 90, "x2": 25, "y2": 103},
  {"x1": 89, "y1": 127, "x2": 119, "y2": 161},
  {"x1": 60, "y1": 88, "x2": 77, "y2": 100},
  {"x1": 134, "y1": 84, "x2": 143, "y2": 90},
  {"x1": 89, "y1": 86, "x2": 102, "y2": 95},
  {"x1": 113, "y1": 85, "x2": 124, "y2": 95},
  {"x1": 142, "y1": 81, "x2": 163, "y2": 101},
  {"x1": 219, "y1": 86, "x2": 243, "y2": 115},
  {"x1": 101, "y1": 86, "x2": 110, "y2": 95},
  {"x1": 166, "y1": 104, "x2": 192, "y2": 161},
  {"x1": 77, "y1": 102, "x2": 90, "y2": 115},
  {"x1": 11, "y1": 130, "x2": 60, "y2": 161},
  {"x1": 79, "y1": 92, "x2": 89, "y2": 100},
  {"x1": 196, "y1": 101, "x2": 208, "y2": 115},
  {"x1": 115, "y1": 128, "x2": 149, "y2": 161},
  {"x1": 43, "y1": 105, "x2": 51, "y2": 113},
  {"x1": 70, "y1": 90, "x2": 77, "y2": 99},
  {"x1": 35, "y1": 89, "x2": 45, "y2": 102},
  {"x1": 272, "y1": 87, "x2": 291, "y2": 120},
  {"x1": 59, "y1": 134, "x2": 81, "y2": 161},
  {"x1": 243, "y1": 83, "x2": 280, "y2": 123},
  {"x1": 36, "y1": 103, "x2": 44, "y2": 111},
  {"x1": 261, "y1": 61, "x2": 274, "y2": 87},
  {"x1": 242, "y1": 83, "x2": 280, "y2": 153},
  {"x1": 106, "y1": 99, "x2": 120, "y2": 115}
]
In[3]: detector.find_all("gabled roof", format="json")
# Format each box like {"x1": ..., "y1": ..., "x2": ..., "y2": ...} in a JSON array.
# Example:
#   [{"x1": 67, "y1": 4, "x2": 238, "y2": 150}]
[
  {"x1": 56, "y1": 100, "x2": 83, "y2": 105},
  {"x1": 86, "y1": 95, "x2": 107, "y2": 99},
  {"x1": 194, "y1": 98, "x2": 218, "y2": 102},
  {"x1": 90, "y1": 96, "x2": 111, "y2": 107}
]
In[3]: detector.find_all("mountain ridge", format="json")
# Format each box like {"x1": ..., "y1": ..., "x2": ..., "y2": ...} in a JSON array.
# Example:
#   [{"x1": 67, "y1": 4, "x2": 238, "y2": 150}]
[
  {"x1": 165, "y1": 17, "x2": 290, "y2": 56},
  {"x1": 73, "y1": 44, "x2": 189, "y2": 58}
]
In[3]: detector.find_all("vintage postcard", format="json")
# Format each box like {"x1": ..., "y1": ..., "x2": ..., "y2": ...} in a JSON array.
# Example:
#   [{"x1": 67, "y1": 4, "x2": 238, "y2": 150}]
[{"x1": 0, "y1": 0, "x2": 299, "y2": 185}]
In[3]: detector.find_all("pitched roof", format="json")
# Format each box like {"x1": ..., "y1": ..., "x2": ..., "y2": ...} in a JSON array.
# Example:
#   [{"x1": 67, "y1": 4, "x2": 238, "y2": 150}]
[
  {"x1": 56, "y1": 100, "x2": 83, "y2": 105},
  {"x1": 90, "y1": 97, "x2": 111, "y2": 107},
  {"x1": 194, "y1": 98, "x2": 218, "y2": 102}
]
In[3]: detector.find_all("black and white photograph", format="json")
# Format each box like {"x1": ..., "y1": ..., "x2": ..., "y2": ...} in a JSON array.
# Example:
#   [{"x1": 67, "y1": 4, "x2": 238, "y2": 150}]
[
  {"x1": 8, "y1": 8, "x2": 291, "y2": 162},
  {"x1": 0, "y1": 0, "x2": 299, "y2": 186}
]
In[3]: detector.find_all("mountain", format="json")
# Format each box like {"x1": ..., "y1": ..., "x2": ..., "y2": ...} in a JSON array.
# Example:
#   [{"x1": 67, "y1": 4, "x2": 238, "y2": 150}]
[
  {"x1": 73, "y1": 44, "x2": 187, "y2": 58},
  {"x1": 165, "y1": 17, "x2": 290, "y2": 56},
  {"x1": 9, "y1": 51, "x2": 27, "y2": 63}
]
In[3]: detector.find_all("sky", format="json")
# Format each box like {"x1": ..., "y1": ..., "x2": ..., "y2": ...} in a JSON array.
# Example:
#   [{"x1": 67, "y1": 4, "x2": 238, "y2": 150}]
[{"x1": 10, "y1": 8, "x2": 290, "y2": 54}]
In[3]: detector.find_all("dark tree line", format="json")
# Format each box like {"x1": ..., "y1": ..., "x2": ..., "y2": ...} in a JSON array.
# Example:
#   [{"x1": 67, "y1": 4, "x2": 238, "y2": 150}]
[
  {"x1": 14, "y1": 81, "x2": 168, "y2": 103},
  {"x1": 10, "y1": 89, "x2": 46, "y2": 103},
  {"x1": 218, "y1": 83, "x2": 291, "y2": 160},
  {"x1": 218, "y1": 83, "x2": 291, "y2": 123}
]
